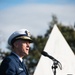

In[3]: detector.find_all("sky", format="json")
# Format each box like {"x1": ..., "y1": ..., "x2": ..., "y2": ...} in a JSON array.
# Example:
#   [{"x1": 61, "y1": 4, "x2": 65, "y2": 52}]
[{"x1": 0, "y1": 0, "x2": 75, "y2": 51}]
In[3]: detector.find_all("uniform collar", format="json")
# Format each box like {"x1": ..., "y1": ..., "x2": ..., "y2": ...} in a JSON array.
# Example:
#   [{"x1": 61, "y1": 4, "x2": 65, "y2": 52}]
[{"x1": 12, "y1": 52, "x2": 23, "y2": 62}]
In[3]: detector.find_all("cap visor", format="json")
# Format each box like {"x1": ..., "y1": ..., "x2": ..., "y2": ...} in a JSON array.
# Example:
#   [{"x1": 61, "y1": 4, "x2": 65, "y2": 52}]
[{"x1": 15, "y1": 36, "x2": 33, "y2": 43}]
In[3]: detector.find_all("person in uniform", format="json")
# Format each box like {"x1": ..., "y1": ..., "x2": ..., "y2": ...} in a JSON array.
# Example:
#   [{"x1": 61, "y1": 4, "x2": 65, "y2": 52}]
[{"x1": 0, "y1": 29, "x2": 33, "y2": 75}]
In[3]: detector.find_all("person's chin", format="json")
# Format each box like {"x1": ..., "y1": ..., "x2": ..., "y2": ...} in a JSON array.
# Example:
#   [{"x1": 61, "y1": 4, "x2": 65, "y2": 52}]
[{"x1": 24, "y1": 52, "x2": 29, "y2": 56}]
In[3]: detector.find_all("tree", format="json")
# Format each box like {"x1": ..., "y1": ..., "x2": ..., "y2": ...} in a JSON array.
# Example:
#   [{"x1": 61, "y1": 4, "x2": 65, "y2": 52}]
[
  {"x1": 45, "y1": 14, "x2": 75, "y2": 54},
  {"x1": 58, "y1": 25, "x2": 75, "y2": 53},
  {"x1": 45, "y1": 14, "x2": 58, "y2": 37},
  {"x1": 0, "y1": 15, "x2": 75, "y2": 75},
  {"x1": 28, "y1": 15, "x2": 75, "y2": 74}
]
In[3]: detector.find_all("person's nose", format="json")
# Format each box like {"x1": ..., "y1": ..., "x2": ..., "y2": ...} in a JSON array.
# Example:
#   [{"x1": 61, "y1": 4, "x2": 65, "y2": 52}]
[{"x1": 26, "y1": 42, "x2": 30, "y2": 47}]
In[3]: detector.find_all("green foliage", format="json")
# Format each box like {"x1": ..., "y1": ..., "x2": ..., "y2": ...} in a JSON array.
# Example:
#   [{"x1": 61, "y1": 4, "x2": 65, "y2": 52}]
[
  {"x1": 0, "y1": 14, "x2": 75, "y2": 75},
  {"x1": 27, "y1": 15, "x2": 75, "y2": 74},
  {"x1": 58, "y1": 25, "x2": 75, "y2": 53},
  {"x1": 26, "y1": 35, "x2": 48, "y2": 74}
]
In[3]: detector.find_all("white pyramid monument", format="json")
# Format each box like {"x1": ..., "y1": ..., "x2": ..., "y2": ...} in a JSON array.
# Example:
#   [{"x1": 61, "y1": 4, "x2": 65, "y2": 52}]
[{"x1": 33, "y1": 25, "x2": 75, "y2": 75}]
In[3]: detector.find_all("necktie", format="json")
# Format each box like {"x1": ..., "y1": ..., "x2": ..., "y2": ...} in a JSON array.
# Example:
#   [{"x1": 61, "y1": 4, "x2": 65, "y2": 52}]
[{"x1": 21, "y1": 61, "x2": 29, "y2": 75}]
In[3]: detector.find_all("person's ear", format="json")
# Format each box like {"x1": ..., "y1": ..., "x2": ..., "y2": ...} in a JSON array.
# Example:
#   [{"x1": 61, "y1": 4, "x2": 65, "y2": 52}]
[{"x1": 13, "y1": 42, "x2": 18, "y2": 48}]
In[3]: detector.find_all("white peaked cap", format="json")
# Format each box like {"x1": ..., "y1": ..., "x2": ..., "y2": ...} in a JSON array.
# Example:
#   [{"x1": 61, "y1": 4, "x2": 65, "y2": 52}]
[{"x1": 8, "y1": 29, "x2": 33, "y2": 46}]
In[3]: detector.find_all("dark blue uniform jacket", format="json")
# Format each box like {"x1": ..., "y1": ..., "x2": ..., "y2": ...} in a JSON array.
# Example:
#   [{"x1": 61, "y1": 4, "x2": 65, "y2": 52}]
[{"x1": 0, "y1": 53, "x2": 29, "y2": 75}]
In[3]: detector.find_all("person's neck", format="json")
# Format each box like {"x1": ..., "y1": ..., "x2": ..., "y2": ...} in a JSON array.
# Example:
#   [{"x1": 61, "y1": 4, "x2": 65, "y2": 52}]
[
  {"x1": 12, "y1": 52, "x2": 23, "y2": 62},
  {"x1": 12, "y1": 50, "x2": 24, "y2": 58}
]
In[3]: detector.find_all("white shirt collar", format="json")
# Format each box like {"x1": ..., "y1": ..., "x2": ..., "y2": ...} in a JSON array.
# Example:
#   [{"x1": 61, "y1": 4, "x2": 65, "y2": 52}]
[{"x1": 12, "y1": 52, "x2": 23, "y2": 62}]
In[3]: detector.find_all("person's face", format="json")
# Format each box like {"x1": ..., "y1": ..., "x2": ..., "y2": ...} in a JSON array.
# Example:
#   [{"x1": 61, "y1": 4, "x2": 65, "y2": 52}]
[{"x1": 14, "y1": 39, "x2": 30, "y2": 57}]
